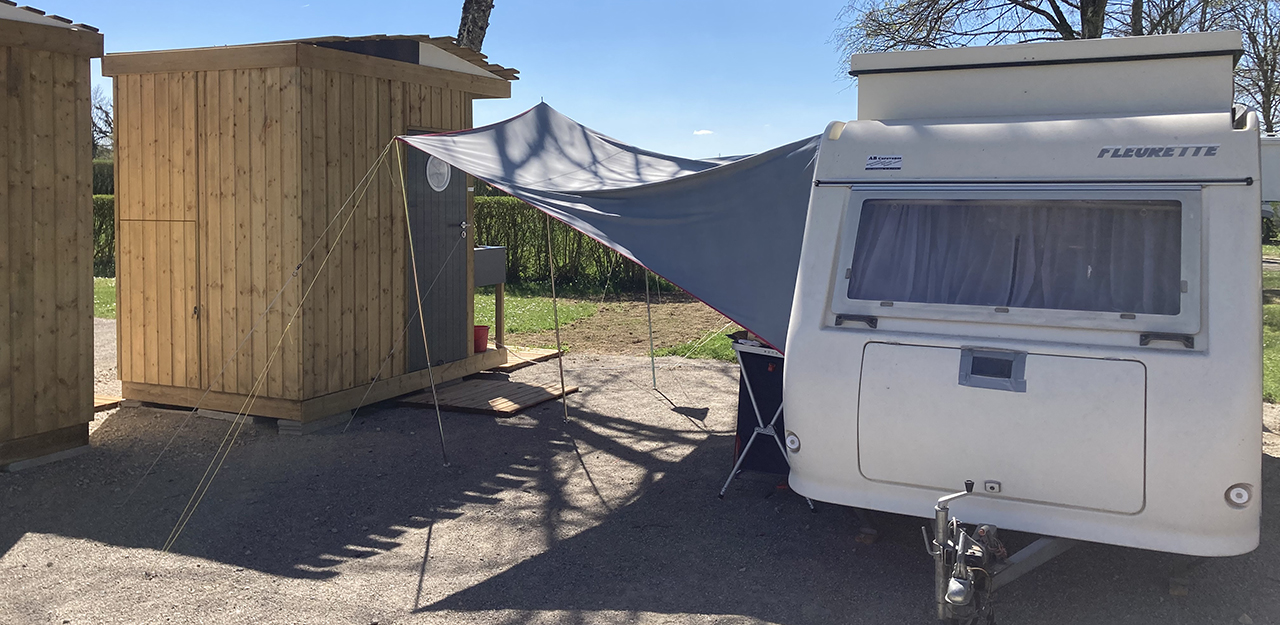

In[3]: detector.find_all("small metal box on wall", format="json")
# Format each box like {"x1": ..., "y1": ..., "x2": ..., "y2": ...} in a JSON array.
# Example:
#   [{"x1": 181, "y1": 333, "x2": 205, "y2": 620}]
[
  {"x1": 102, "y1": 35, "x2": 519, "y2": 423},
  {"x1": 473, "y1": 245, "x2": 506, "y2": 287},
  {"x1": 473, "y1": 245, "x2": 507, "y2": 347},
  {"x1": 0, "y1": 4, "x2": 102, "y2": 469}
]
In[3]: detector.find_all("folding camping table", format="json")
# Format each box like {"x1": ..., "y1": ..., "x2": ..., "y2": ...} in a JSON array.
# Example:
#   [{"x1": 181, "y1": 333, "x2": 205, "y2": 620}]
[{"x1": 719, "y1": 340, "x2": 814, "y2": 510}]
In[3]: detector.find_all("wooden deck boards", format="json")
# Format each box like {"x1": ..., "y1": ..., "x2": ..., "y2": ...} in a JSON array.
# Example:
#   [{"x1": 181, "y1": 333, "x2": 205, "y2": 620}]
[
  {"x1": 93, "y1": 395, "x2": 122, "y2": 412},
  {"x1": 396, "y1": 377, "x2": 577, "y2": 416},
  {"x1": 488, "y1": 345, "x2": 560, "y2": 373}
]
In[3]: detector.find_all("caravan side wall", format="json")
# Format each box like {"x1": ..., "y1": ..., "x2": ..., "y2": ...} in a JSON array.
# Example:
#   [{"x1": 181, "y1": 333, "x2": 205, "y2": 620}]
[{"x1": 784, "y1": 113, "x2": 1263, "y2": 556}]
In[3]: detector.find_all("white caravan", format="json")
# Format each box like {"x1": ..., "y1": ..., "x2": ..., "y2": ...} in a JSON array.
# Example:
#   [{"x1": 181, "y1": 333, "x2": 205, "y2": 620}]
[
  {"x1": 1265, "y1": 132, "x2": 1279, "y2": 204},
  {"x1": 784, "y1": 30, "x2": 1262, "y2": 568}
]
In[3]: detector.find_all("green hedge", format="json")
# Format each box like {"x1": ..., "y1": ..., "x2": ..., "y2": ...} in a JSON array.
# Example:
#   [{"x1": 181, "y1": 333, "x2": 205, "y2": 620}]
[
  {"x1": 93, "y1": 159, "x2": 113, "y2": 195},
  {"x1": 93, "y1": 195, "x2": 114, "y2": 277},
  {"x1": 87, "y1": 191, "x2": 660, "y2": 287},
  {"x1": 474, "y1": 196, "x2": 653, "y2": 292}
]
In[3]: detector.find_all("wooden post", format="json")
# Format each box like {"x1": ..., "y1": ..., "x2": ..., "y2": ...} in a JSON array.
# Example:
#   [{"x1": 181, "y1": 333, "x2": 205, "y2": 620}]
[{"x1": 494, "y1": 282, "x2": 505, "y2": 347}]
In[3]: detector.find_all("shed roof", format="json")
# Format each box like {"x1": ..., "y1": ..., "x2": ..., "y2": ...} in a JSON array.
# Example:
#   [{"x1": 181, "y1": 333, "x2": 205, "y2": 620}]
[
  {"x1": 0, "y1": 1, "x2": 103, "y2": 57},
  {"x1": 0, "y1": 1, "x2": 97, "y2": 32},
  {"x1": 102, "y1": 34, "x2": 515, "y2": 99},
  {"x1": 284, "y1": 35, "x2": 518, "y2": 81}
]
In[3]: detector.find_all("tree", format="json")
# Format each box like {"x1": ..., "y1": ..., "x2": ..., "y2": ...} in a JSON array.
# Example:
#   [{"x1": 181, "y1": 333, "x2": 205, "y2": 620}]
[
  {"x1": 833, "y1": 0, "x2": 1115, "y2": 53},
  {"x1": 90, "y1": 85, "x2": 113, "y2": 158},
  {"x1": 1230, "y1": 0, "x2": 1279, "y2": 132},
  {"x1": 457, "y1": 0, "x2": 495, "y2": 52},
  {"x1": 1106, "y1": 0, "x2": 1231, "y2": 37}
]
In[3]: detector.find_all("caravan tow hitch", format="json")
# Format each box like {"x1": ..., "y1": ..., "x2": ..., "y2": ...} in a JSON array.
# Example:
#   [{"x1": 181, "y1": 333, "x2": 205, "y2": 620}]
[{"x1": 924, "y1": 481, "x2": 1077, "y2": 623}]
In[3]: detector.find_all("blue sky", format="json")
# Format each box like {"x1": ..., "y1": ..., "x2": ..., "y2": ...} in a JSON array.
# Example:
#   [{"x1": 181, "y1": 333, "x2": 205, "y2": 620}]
[{"x1": 43, "y1": 0, "x2": 857, "y2": 157}]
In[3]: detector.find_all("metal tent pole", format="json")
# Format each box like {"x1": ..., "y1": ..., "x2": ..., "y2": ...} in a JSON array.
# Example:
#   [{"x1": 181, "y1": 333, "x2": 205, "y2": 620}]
[
  {"x1": 646, "y1": 270, "x2": 657, "y2": 389},
  {"x1": 547, "y1": 214, "x2": 570, "y2": 423},
  {"x1": 398, "y1": 142, "x2": 450, "y2": 467}
]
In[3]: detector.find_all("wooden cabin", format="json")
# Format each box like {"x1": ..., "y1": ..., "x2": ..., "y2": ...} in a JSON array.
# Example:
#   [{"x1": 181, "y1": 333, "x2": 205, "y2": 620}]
[
  {"x1": 102, "y1": 36, "x2": 518, "y2": 424},
  {"x1": 0, "y1": 4, "x2": 101, "y2": 468}
]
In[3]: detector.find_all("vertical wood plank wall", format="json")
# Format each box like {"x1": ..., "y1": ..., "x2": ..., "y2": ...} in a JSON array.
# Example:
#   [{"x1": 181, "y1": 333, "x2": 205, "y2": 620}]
[
  {"x1": 114, "y1": 59, "x2": 477, "y2": 406},
  {"x1": 0, "y1": 45, "x2": 95, "y2": 446},
  {"x1": 298, "y1": 69, "x2": 473, "y2": 399},
  {"x1": 116, "y1": 69, "x2": 303, "y2": 398}
]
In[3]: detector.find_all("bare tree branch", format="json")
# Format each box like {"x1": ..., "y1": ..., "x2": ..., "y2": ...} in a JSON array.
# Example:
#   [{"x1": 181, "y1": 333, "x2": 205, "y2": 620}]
[
  {"x1": 1229, "y1": 0, "x2": 1280, "y2": 131},
  {"x1": 91, "y1": 86, "x2": 113, "y2": 158},
  {"x1": 834, "y1": 0, "x2": 1099, "y2": 57}
]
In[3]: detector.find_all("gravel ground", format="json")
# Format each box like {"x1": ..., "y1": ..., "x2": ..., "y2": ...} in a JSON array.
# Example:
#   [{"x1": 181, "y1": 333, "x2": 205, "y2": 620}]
[
  {"x1": 0, "y1": 323, "x2": 1276, "y2": 624},
  {"x1": 93, "y1": 318, "x2": 121, "y2": 398}
]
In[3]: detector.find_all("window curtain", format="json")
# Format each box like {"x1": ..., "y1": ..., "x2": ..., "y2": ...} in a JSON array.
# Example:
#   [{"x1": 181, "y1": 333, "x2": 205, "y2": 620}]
[{"x1": 847, "y1": 200, "x2": 1183, "y2": 315}]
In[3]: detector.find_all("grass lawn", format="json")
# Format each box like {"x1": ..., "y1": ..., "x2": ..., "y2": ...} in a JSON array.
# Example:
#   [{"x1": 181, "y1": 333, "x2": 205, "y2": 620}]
[
  {"x1": 474, "y1": 289, "x2": 597, "y2": 335},
  {"x1": 653, "y1": 326, "x2": 741, "y2": 362},
  {"x1": 94, "y1": 277, "x2": 116, "y2": 319},
  {"x1": 1264, "y1": 271, "x2": 1280, "y2": 402},
  {"x1": 93, "y1": 278, "x2": 598, "y2": 336},
  {"x1": 1264, "y1": 244, "x2": 1280, "y2": 258}
]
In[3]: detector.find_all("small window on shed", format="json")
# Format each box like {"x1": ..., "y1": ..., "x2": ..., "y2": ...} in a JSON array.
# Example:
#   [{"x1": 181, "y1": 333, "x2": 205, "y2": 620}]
[{"x1": 846, "y1": 199, "x2": 1183, "y2": 315}]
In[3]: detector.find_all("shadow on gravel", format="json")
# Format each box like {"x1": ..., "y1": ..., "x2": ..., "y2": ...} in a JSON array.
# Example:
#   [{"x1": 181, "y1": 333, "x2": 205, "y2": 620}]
[
  {"x1": 0, "y1": 400, "x2": 603, "y2": 580},
  {"x1": 412, "y1": 408, "x2": 933, "y2": 623},
  {"x1": 1, "y1": 374, "x2": 1278, "y2": 624},
  {"x1": 0, "y1": 374, "x2": 737, "y2": 586},
  {"x1": 413, "y1": 446, "x2": 1280, "y2": 625}
]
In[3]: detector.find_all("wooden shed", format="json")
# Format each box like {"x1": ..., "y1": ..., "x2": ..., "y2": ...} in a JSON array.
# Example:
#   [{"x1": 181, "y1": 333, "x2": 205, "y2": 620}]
[
  {"x1": 0, "y1": 4, "x2": 100, "y2": 468},
  {"x1": 102, "y1": 35, "x2": 518, "y2": 424}
]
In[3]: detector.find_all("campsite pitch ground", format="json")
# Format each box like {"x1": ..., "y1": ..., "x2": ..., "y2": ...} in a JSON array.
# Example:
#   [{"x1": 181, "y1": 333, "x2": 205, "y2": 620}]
[{"x1": 0, "y1": 325, "x2": 1278, "y2": 624}]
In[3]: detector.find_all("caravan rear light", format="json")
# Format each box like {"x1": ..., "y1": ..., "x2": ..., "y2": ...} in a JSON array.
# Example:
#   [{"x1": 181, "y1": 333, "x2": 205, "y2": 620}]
[
  {"x1": 785, "y1": 431, "x2": 801, "y2": 452},
  {"x1": 1226, "y1": 484, "x2": 1253, "y2": 508}
]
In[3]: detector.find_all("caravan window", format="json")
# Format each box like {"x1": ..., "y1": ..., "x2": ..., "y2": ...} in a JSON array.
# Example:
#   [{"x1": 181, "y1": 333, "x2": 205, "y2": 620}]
[{"x1": 846, "y1": 199, "x2": 1183, "y2": 315}]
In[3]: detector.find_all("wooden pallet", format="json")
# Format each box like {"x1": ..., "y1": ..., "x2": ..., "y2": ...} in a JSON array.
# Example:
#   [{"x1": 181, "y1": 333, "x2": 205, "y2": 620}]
[
  {"x1": 93, "y1": 395, "x2": 122, "y2": 412},
  {"x1": 396, "y1": 378, "x2": 578, "y2": 416},
  {"x1": 488, "y1": 345, "x2": 561, "y2": 373}
]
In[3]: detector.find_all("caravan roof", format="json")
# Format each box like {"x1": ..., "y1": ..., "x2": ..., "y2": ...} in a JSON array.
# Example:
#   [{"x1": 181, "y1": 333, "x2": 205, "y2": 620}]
[{"x1": 850, "y1": 31, "x2": 1242, "y2": 121}]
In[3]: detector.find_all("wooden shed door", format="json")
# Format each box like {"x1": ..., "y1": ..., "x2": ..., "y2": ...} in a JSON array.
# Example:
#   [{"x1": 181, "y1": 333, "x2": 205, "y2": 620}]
[
  {"x1": 404, "y1": 136, "x2": 469, "y2": 369},
  {"x1": 117, "y1": 221, "x2": 202, "y2": 389}
]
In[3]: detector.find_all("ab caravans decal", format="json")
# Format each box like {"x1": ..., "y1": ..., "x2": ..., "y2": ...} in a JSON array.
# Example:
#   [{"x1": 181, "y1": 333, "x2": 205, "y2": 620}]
[
  {"x1": 1097, "y1": 144, "x2": 1220, "y2": 158},
  {"x1": 865, "y1": 155, "x2": 903, "y2": 170}
]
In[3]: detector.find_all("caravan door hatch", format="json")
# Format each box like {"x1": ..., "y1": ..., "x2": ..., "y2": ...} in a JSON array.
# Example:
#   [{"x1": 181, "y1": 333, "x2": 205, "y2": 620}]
[{"x1": 857, "y1": 342, "x2": 1145, "y2": 514}]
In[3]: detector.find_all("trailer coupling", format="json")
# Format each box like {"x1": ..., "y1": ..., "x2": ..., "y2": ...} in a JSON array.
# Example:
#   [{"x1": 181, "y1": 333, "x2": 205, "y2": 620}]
[{"x1": 923, "y1": 480, "x2": 1077, "y2": 623}]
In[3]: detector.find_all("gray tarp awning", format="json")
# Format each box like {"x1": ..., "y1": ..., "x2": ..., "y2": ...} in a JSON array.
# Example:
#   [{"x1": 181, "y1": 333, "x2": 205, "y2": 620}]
[{"x1": 398, "y1": 103, "x2": 818, "y2": 350}]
